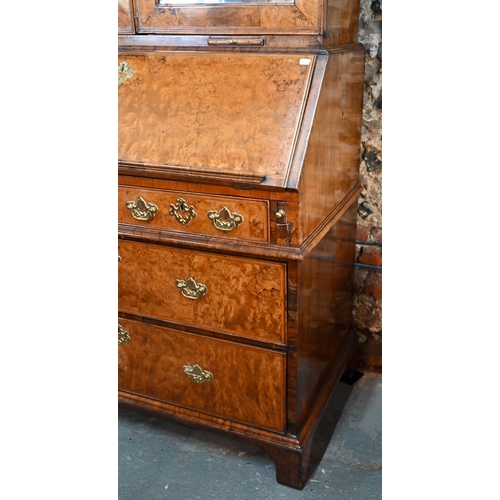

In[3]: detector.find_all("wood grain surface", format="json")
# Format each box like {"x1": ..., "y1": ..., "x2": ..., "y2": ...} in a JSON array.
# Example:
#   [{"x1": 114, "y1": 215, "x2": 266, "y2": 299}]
[
  {"x1": 118, "y1": 0, "x2": 134, "y2": 34},
  {"x1": 118, "y1": 240, "x2": 286, "y2": 343},
  {"x1": 118, "y1": 52, "x2": 315, "y2": 186},
  {"x1": 296, "y1": 46, "x2": 365, "y2": 241},
  {"x1": 323, "y1": 0, "x2": 361, "y2": 47},
  {"x1": 117, "y1": 1, "x2": 364, "y2": 489},
  {"x1": 294, "y1": 200, "x2": 358, "y2": 427},
  {"x1": 118, "y1": 317, "x2": 286, "y2": 432}
]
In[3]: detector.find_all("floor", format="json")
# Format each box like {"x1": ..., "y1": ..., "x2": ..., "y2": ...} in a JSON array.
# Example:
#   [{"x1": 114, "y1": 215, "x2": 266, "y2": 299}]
[{"x1": 118, "y1": 373, "x2": 381, "y2": 499}]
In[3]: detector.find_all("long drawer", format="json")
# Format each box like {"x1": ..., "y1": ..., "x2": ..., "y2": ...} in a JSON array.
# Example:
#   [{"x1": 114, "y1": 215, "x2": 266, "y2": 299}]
[
  {"x1": 118, "y1": 318, "x2": 286, "y2": 432},
  {"x1": 118, "y1": 240, "x2": 286, "y2": 344},
  {"x1": 119, "y1": 186, "x2": 269, "y2": 242}
]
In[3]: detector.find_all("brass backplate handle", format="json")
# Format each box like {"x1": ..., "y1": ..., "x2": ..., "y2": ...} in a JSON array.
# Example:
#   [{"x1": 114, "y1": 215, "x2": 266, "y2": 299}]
[
  {"x1": 118, "y1": 324, "x2": 131, "y2": 345},
  {"x1": 169, "y1": 198, "x2": 197, "y2": 225},
  {"x1": 207, "y1": 206, "x2": 244, "y2": 232},
  {"x1": 175, "y1": 277, "x2": 208, "y2": 300},
  {"x1": 183, "y1": 364, "x2": 213, "y2": 384},
  {"x1": 126, "y1": 197, "x2": 159, "y2": 222}
]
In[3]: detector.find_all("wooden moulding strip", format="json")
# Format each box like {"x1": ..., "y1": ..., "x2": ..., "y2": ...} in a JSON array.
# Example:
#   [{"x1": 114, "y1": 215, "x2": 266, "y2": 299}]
[
  {"x1": 118, "y1": 391, "x2": 305, "y2": 447},
  {"x1": 285, "y1": 54, "x2": 328, "y2": 190},
  {"x1": 118, "y1": 35, "x2": 328, "y2": 53},
  {"x1": 118, "y1": 162, "x2": 265, "y2": 187},
  {"x1": 118, "y1": 174, "x2": 300, "y2": 202},
  {"x1": 118, "y1": 310, "x2": 288, "y2": 352},
  {"x1": 282, "y1": 54, "x2": 320, "y2": 189},
  {"x1": 118, "y1": 224, "x2": 299, "y2": 261}
]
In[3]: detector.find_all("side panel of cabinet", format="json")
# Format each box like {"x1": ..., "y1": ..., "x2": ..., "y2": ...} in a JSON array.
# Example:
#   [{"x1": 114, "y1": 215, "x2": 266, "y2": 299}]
[
  {"x1": 294, "y1": 46, "x2": 365, "y2": 244},
  {"x1": 288, "y1": 200, "x2": 358, "y2": 430},
  {"x1": 323, "y1": 0, "x2": 361, "y2": 47}
]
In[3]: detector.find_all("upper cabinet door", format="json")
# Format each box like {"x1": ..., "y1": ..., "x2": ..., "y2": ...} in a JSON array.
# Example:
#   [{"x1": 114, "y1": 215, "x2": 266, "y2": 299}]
[
  {"x1": 133, "y1": 0, "x2": 322, "y2": 35},
  {"x1": 118, "y1": 0, "x2": 135, "y2": 34}
]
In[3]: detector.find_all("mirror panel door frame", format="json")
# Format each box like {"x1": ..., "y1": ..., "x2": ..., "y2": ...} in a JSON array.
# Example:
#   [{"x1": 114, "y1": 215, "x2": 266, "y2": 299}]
[
  {"x1": 119, "y1": 0, "x2": 136, "y2": 34},
  {"x1": 134, "y1": 0, "x2": 323, "y2": 35}
]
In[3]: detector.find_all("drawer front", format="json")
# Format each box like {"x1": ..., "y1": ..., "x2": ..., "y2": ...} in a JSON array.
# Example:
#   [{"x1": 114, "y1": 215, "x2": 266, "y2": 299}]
[
  {"x1": 118, "y1": 318, "x2": 286, "y2": 432},
  {"x1": 119, "y1": 186, "x2": 269, "y2": 242},
  {"x1": 118, "y1": 240, "x2": 286, "y2": 344}
]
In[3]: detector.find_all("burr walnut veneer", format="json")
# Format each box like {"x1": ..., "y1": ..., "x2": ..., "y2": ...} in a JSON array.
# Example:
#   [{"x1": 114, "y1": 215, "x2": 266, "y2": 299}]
[{"x1": 118, "y1": 0, "x2": 364, "y2": 489}]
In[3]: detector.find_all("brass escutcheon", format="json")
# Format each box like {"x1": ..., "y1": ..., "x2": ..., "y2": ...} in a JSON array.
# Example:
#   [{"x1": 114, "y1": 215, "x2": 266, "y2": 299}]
[
  {"x1": 118, "y1": 324, "x2": 131, "y2": 345},
  {"x1": 126, "y1": 197, "x2": 158, "y2": 222},
  {"x1": 183, "y1": 364, "x2": 213, "y2": 384},
  {"x1": 168, "y1": 198, "x2": 197, "y2": 225},
  {"x1": 175, "y1": 277, "x2": 208, "y2": 300},
  {"x1": 118, "y1": 61, "x2": 134, "y2": 86},
  {"x1": 207, "y1": 206, "x2": 244, "y2": 232}
]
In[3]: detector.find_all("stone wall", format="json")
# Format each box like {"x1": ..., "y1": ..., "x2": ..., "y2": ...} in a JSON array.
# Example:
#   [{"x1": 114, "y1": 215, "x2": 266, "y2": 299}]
[{"x1": 354, "y1": 0, "x2": 382, "y2": 373}]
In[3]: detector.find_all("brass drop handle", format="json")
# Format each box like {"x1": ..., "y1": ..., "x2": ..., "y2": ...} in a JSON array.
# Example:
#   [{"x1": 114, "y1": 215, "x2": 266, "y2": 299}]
[
  {"x1": 207, "y1": 206, "x2": 244, "y2": 232},
  {"x1": 126, "y1": 196, "x2": 158, "y2": 222},
  {"x1": 118, "y1": 324, "x2": 131, "y2": 345},
  {"x1": 183, "y1": 364, "x2": 213, "y2": 384},
  {"x1": 175, "y1": 277, "x2": 208, "y2": 300}
]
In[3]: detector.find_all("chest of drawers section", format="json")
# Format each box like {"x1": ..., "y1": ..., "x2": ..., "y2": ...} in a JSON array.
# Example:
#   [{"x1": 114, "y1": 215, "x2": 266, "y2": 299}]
[{"x1": 118, "y1": 40, "x2": 365, "y2": 489}]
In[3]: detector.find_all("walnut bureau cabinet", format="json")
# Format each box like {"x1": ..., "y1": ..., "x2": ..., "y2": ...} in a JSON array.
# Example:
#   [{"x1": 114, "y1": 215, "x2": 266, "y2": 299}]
[{"x1": 118, "y1": 0, "x2": 365, "y2": 489}]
